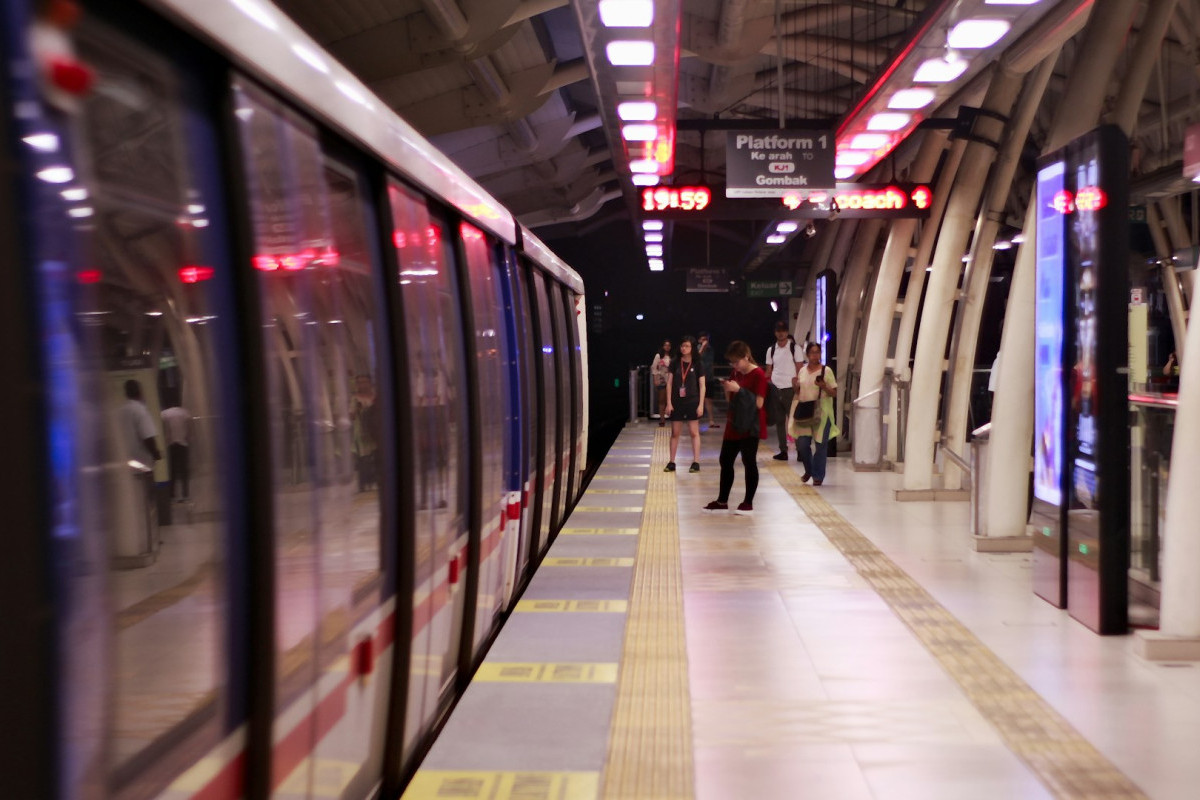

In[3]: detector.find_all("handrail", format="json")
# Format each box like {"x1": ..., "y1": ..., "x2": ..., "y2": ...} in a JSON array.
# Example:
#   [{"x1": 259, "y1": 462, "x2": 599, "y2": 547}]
[
  {"x1": 852, "y1": 387, "x2": 883, "y2": 406},
  {"x1": 937, "y1": 438, "x2": 972, "y2": 479}
]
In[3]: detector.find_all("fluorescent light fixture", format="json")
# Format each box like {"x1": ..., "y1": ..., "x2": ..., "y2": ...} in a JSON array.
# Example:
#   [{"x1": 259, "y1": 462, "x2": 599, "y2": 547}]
[
  {"x1": 648, "y1": 259, "x2": 664, "y2": 271},
  {"x1": 889, "y1": 88, "x2": 936, "y2": 109},
  {"x1": 770, "y1": 301, "x2": 779, "y2": 313},
  {"x1": 599, "y1": 0, "x2": 653, "y2": 27},
  {"x1": 866, "y1": 113, "x2": 910, "y2": 131},
  {"x1": 642, "y1": 220, "x2": 664, "y2": 231},
  {"x1": 618, "y1": 101, "x2": 657, "y2": 121},
  {"x1": 646, "y1": 244, "x2": 663, "y2": 256},
  {"x1": 606, "y1": 41, "x2": 655, "y2": 66},
  {"x1": 629, "y1": 158, "x2": 659, "y2": 173},
  {"x1": 948, "y1": 19, "x2": 1010, "y2": 49},
  {"x1": 622, "y1": 123, "x2": 658, "y2": 141},
  {"x1": 835, "y1": 151, "x2": 870, "y2": 166},
  {"x1": 1011, "y1": 233, "x2": 1026, "y2": 243},
  {"x1": 644, "y1": 233, "x2": 663, "y2": 242},
  {"x1": 766, "y1": 234, "x2": 787, "y2": 244},
  {"x1": 993, "y1": 240, "x2": 1012, "y2": 250},
  {"x1": 37, "y1": 166, "x2": 74, "y2": 183},
  {"x1": 636, "y1": 313, "x2": 645, "y2": 320},
  {"x1": 61, "y1": 187, "x2": 88, "y2": 201},
  {"x1": 67, "y1": 206, "x2": 93, "y2": 218},
  {"x1": 849, "y1": 133, "x2": 891, "y2": 150},
  {"x1": 834, "y1": 166, "x2": 855, "y2": 180},
  {"x1": 913, "y1": 57, "x2": 968, "y2": 83},
  {"x1": 187, "y1": 203, "x2": 206, "y2": 214},
  {"x1": 776, "y1": 221, "x2": 799, "y2": 233},
  {"x1": 632, "y1": 174, "x2": 659, "y2": 186}
]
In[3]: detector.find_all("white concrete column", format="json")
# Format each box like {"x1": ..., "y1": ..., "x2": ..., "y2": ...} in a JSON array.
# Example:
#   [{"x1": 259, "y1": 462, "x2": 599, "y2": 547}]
[
  {"x1": 855, "y1": 134, "x2": 949, "y2": 469},
  {"x1": 902, "y1": 68, "x2": 1024, "y2": 493},
  {"x1": 836, "y1": 219, "x2": 885, "y2": 438},
  {"x1": 943, "y1": 55, "x2": 1058, "y2": 492}
]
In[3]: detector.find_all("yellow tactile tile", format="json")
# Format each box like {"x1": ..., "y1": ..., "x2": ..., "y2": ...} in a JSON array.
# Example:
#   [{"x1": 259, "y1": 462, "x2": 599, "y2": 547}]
[
  {"x1": 601, "y1": 427, "x2": 694, "y2": 800},
  {"x1": 769, "y1": 462, "x2": 1149, "y2": 800},
  {"x1": 402, "y1": 770, "x2": 599, "y2": 800},
  {"x1": 473, "y1": 663, "x2": 619, "y2": 683}
]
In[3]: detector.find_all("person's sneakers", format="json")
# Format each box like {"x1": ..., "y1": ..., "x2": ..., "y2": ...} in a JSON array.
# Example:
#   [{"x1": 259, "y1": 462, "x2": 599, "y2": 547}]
[
  {"x1": 772, "y1": 452, "x2": 788, "y2": 461},
  {"x1": 664, "y1": 462, "x2": 676, "y2": 472},
  {"x1": 689, "y1": 462, "x2": 700, "y2": 473},
  {"x1": 734, "y1": 502, "x2": 754, "y2": 515},
  {"x1": 702, "y1": 500, "x2": 728, "y2": 512},
  {"x1": 813, "y1": 479, "x2": 823, "y2": 486},
  {"x1": 800, "y1": 471, "x2": 811, "y2": 483}
]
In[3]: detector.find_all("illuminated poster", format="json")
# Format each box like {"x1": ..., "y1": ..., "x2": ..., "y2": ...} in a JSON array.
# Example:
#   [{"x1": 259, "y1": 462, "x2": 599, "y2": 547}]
[{"x1": 1034, "y1": 161, "x2": 1066, "y2": 508}]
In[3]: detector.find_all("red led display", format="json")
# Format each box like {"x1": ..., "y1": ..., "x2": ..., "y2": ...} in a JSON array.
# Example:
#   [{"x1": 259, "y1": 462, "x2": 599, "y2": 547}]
[{"x1": 640, "y1": 186, "x2": 712, "y2": 212}]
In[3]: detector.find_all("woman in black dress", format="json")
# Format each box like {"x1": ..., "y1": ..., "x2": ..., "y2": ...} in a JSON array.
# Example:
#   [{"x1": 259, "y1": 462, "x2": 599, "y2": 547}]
[{"x1": 664, "y1": 335, "x2": 706, "y2": 472}]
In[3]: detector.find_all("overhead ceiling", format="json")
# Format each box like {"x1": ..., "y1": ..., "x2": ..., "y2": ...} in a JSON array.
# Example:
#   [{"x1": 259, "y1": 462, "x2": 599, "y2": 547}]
[{"x1": 273, "y1": 0, "x2": 1200, "y2": 276}]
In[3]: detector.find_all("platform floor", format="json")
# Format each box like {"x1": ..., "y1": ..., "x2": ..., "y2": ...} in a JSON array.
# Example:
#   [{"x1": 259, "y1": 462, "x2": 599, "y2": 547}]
[{"x1": 402, "y1": 424, "x2": 1200, "y2": 800}]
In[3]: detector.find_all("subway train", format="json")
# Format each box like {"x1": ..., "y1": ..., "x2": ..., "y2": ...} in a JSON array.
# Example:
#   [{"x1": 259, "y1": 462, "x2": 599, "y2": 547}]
[{"x1": 0, "y1": 0, "x2": 588, "y2": 798}]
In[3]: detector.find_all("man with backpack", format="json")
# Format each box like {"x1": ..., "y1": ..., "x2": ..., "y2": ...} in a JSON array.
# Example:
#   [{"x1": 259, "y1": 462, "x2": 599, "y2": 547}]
[{"x1": 764, "y1": 320, "x2": 801, "y2": 461}]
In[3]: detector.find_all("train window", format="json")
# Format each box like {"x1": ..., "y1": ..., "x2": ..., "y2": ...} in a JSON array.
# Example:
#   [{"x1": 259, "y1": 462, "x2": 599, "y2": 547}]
[
  {"x1": 459, "y1": 223, "x2": 511, "y2": 645},
  {"x1": 231, "y1": 82, "x2": 391, "y2": 794},
  {"x1": 51, "y1": 19, "x2": 239, "y2": 797},
  {"x1": 387, "y1": 181, "x2": 471, "y2": 752},
  {"x1": 511, "y1": 260, "x2": 540, "y2": 565},
  {"x1": 549, "y1": 286, "x2": 573, "y2": 524}
]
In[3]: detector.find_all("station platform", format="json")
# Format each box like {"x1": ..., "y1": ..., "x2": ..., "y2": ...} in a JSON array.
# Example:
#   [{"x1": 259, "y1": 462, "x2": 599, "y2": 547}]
[{"x1": 401, "y1": 423, "x2": 1200, "y2": 800}]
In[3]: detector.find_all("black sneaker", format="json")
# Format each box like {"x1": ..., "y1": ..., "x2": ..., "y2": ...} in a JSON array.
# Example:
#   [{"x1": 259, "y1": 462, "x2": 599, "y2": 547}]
[
  {"x1": 664, "y1": 462, "x2": 676, "y2": 472},
  {"x1": 772, "y1": 452, "x2": 788, "y2": 461},
  {"x1": 689, "y1": 462, "x2": 700, "y2": 473},
  {"x1": 734, "y1": 502, "x2": 754, "y2": 515},
  {"x1": 702, "y1": 500, "x2": 728, "y2": 512},
  {"x1": 801, "y1": 471, "x2": 811, "y2": 483}
]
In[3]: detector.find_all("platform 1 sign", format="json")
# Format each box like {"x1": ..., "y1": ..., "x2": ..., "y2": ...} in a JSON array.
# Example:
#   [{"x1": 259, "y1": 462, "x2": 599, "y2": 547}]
[
  {"x1": 686, "y1": 268, "x2": 729, "y2": 293},
  {"x1": 726, "y1": 129, "x2": 835, "y2": 197}
]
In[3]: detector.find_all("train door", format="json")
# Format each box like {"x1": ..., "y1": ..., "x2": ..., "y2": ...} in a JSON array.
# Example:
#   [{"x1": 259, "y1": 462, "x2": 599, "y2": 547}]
[
  {"x1": 529, "y1": 270, "x2": 560, "y2": 551},
  {"x1": 458, "y1": 224, "x2": 512, "y2": 647},
  {"x1": 549, "y1": 286, "x2": 573, "y2": 526},
  {"x1": 9, "y1": 8, "x2": 247, "y2": 797},
  {"x1": 230, "y1": 81, "x2": 392, "y2": 797},
  {"x1": 385, "y1": 181, "x2": 470, "y2": 751},
  {"x1": 512, "y1": 260, "x2": 541, "y2": 566},
  {"x1": 499, "y1": 251, "x2": 531, "y2": 599}
]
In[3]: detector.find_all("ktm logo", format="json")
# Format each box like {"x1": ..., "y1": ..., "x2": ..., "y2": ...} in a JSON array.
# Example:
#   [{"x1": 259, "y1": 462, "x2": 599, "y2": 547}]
[{"x1": 768, "y1": 163, "x2": 795, "y2": 174}]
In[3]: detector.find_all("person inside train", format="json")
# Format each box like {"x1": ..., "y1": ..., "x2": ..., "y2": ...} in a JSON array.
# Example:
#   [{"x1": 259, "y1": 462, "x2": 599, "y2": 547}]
[
  {"x1": 703, "y1": 340, "x2": 767, "y2": 515},
  {"x1": 352, "y1": 373, "x2": 380, "y2": 492},
  {"x1": 663, "y1": 335, "x2": 705, "y2": 473},
  {"x1": 160, "y1": 394, "x2": 191, "y2": 503},
  {"x1": 790, "y1": 342, "x2": 840, "y2": 486},
  {"x1": 650, "y1": 339, "x2": 672, "y2": 426},
  {"x1": 697, "y1": 331, "x2": 718, "y2": 428}
]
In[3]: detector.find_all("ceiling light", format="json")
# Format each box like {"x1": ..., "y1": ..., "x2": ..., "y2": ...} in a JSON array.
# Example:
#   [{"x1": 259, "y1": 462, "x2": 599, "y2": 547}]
[
  {"x1": 993, "y1": 240, "x2": 1012, "y2": 250},
  {"x1": 618, "y1": 101, "x2": 657, "y2": 121},
  {"x1": 646, "y1": 244, "x2": 663, "y2": 257},
  {"x1": 643, "y1": 220, "x2": 663, "y2": 231},
  {"x1": 632, "y1": 174, "x2": 659, "y2": 186},
  {"x1": 61, "y1": 187, "x2": 88, "y2": 202},
  {"x1": 22, "y1": 133, "x2": 59, "y2": 152},
  {"x1": 766, "y1": 234, "x2": 786, "y2": 244},
  {"x1": 599, "y1": 0, "x2": 653, "y2": 27},
  {"x1": 836, "y1": 151, "x2": 870, "y2": 166},
  {"x1": 834, "y1": 166, "x2": 855, "y2": 180},
  {"x1": 622, "y1": 123, "x2": 658, "y2": 141},
  {"x1": 1011, "y1": 233, "x2": 1025, "y2": 243},
  {"x1": 645, "y1": 232, "x2": 663, "y2": 242},
  {"x1": 948, "y1": 19, "x2": 1011, "y2": 49},
  {"x1": 889, "y1": 88, "x2": 936, "y2": 109},
  {"x1": 849, "y1": 133, "x2": 891, "y2": 150},
  {"x1": 913, "y1": 58, "x2": 968, "y2": 83},
  {"x1": 648, "y1": 259, "x2": 664, "y2": 271},
  {"x1": 866, "y1": 113, "x2": 910, "y2": 131},
  {"x1": 606, "y1": 41, "x2": 655, "y2": 66},
  {"x1": 37, "y1": 166, "x2": 74, "y2": 183},
  {"x1": 776, "y1": 221, "x2": 799, "y2": 233},
  {"x1": 630, "y1": 158, "x2": 659, "y2": 173},
  {"x1": 804, "y1": 222, "x2": 817, "y2": 238}
]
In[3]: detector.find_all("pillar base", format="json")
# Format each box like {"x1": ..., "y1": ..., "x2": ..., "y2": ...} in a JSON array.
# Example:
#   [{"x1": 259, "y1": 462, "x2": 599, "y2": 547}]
[
  {"x1": 971, "y1": 534, "x2": 1032, "y2": 553},
  {"x1": 893, "y1": 489, "x2": 970, "y2": 502},
  {"x1": 852, "y1": 461, "x2": 886, "y2": 472},
  {"x1": 1134, "y1": 631, "x2": 1200, "y2": 662}
]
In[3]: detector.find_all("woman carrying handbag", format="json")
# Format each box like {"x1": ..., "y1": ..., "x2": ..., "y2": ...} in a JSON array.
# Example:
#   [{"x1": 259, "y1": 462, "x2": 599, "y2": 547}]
[{"x1": 789, "y1": 342, "x2": 840, "y2": 485}]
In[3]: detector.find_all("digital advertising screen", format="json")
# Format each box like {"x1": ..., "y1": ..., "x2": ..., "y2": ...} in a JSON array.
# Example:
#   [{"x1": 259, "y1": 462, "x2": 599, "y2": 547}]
[{"x1": 1034, "y1": 160, "x2": 1066, "y2": 509}]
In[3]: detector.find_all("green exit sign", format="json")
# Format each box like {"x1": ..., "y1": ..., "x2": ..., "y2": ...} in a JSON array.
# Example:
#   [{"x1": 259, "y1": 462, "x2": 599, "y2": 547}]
[{"x1": 746, "y1": 279, "x2": 794, "y2": 298}]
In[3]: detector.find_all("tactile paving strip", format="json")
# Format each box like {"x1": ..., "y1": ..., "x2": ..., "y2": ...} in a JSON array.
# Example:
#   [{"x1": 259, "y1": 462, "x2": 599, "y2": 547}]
[
  {"x1": 770, "y1": 463, "x2": 1148, "y2": 800},
  {"x1": 601, "y1": 428, "x2": 695, "y2": 800}
]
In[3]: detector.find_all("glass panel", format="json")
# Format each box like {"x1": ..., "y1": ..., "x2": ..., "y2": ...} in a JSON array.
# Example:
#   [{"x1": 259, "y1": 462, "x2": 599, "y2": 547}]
[
  {"x1": 550, "y1": 287, "x2": 572, "y2": 528},
  {"x1": 66, "y1": 20, "x2": 236, "y2": 797},
  {"x1": 531, "y1": 272, "x2": 558, "y2": 549},
  {"x1": 387, "y1": 181, "x2": 469, "y2": 749},
  {"x1": 460, "y1": 224, "x2": 509, "y2": 645},
  {"x1": 512, "y1": 261, "x2": 538, "y2": 566}
]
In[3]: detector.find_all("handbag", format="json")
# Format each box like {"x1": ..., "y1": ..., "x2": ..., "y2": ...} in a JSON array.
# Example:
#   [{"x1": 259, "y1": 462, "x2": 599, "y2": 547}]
[{"x1": 792, "y1": 399, "x2": 817, "y2": 425}]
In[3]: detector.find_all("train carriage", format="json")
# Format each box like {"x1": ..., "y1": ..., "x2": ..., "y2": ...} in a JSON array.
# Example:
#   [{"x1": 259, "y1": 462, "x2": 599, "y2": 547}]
[{"x1": 0, "y1": 0, "x2": 587, "y2": 797}]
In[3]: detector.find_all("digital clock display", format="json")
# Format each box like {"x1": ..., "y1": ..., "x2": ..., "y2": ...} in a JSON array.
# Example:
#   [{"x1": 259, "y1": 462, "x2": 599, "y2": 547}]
[{"x1": 640, "y1": 186, "x2": 712, "y2": 212}]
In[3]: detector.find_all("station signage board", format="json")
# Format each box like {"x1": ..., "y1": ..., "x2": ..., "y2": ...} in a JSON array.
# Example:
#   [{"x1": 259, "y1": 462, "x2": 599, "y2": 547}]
[
  {"x1": 685, "y1": 268, "x2": 729, "y2": 293},
  {"x1": 639, "y1": 183, "x2": 933, "y2": 221},
  {"x1": 745, "y1": 279, "x2": 794, "y2": 298},
  {"x1": 725, "y1": 129, "x2": 835, "y2": 197}
]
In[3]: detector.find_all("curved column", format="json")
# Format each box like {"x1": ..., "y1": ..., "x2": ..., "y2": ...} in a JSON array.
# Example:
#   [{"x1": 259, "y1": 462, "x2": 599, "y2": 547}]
[
  {"x1": 1157, "y1": 199, "x2": 1197, "y2": 326},
  {"x1": 888, "y1": 139, "x2": 967, "y2": 464},
  {"x1": 943, "y1": 55, "x2": 1058, "y2": 492},
  {"x1": 986, "y1": 0, "x2": 1137, "y2": 536},
  {"x1": 853, "y1": 133, "x2": 948, "y2": 469},
  {"x1": 836, "y1": 219, "x2": 885, "y2": 438},
  {"x1": 902, "y1": 67, "x2": 1024, "y2": 492}
]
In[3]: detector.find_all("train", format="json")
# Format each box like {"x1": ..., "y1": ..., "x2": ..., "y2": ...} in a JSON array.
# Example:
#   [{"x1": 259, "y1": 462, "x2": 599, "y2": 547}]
[{"x1": 0, "y1": 0, "x2": 589, "y2": 797}]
